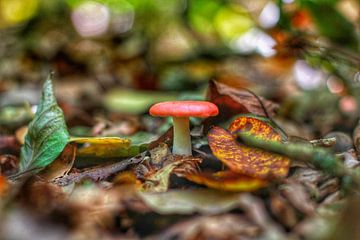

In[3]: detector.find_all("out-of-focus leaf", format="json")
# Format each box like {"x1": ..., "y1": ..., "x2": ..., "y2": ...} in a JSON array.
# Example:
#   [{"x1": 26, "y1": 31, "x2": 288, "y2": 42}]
[
  {"x1": 0, "y1": 0, "x2": 39, "y2": 27},
  {"x1": 39, "y1": 143, "x2": 77, "y2": 181},
  {"x1": 207, "y1": 81, "x2": 278, "y2": 124},
  {"x1": 187, "y1": 0, "x2": 221, "y2": 35},
  {"x1": 69, "y1": 136, "x2": 131, "y2": 158},
  {"x1": 0, "y1": 105, "x2": 34, "y2": 128},
  {"x1": 19, "y1": 76, "x2": 70, "y2": 174},
  {"x1": 154, "y1": 214, "x2": 260, "y2": 239},
  {"x1": 0, "y1": 175, "x2": 8, "y2": 197},
  {"x1": 214, "y1": 5, "x2": 254, "y2": 42},
  {"x1": 137, "y1": 189, "x2": 246, "y2": 214},
  {"x1": 183, "y1": 170, "x2": 267, "y2": 192},
  {"x1": 302, "y1": 2, "x2": 357, "y2": 48},
  {"x1": 208, "y1": 121, "x2": 290, "y2": 179},
  {"x1": 104, "y1": 88, "x2": 177, "y2": 114}
]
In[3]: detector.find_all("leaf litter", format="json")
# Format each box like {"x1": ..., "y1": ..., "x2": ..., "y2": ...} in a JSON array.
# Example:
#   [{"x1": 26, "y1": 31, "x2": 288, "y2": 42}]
[{"x1": 0, "y1": 74, "x2": 358, "y2": 239}]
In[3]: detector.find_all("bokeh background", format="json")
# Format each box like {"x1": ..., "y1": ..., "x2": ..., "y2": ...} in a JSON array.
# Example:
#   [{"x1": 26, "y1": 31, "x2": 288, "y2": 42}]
[{"x1": 0, "y1": 0, "x2": 359, "y2": 137}]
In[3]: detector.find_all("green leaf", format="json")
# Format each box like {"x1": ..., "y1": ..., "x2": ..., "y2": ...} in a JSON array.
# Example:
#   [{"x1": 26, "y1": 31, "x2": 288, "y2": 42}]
[
  {"x1": 302, "y1": 1, "x2": 358, "y2": 49},
  {"x1": 104, "y1": 88, "x2": 178, "y2": 114},
  {"x1": 19, "y1": 74, "x2": 70, "y2": 173}
]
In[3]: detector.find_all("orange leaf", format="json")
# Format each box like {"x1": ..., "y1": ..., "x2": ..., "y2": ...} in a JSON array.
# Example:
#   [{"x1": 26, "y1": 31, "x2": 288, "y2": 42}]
[
  {"x1": 184, "y1": 171, "x2": 267, "y2": 192},
  {"x1": 0, "y1": 175, "x2": 9, "y2": 196},
  {"x1": 208, "y1": 123, "x2": 289, "y2": 179},
  {"x1": 228, "y1": 116, "x2": 282, "y2": 141}
]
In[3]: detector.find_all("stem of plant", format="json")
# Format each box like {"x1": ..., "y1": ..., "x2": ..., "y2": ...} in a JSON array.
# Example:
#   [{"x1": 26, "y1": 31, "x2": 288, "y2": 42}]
[{"x1": 172, "y1": 117, "x2": 191, "y2": 156}]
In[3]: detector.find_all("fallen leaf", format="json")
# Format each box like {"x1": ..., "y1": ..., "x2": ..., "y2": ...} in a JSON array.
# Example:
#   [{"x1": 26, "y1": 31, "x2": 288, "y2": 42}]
[
  {"x1": 15, "y1": 126, "x2": 28, "y2": 145},
  {"x1": 0, "y1": 175, "x2": 8, "y2": 197},
  {"x1": 270, "y1": 193, "x2": 298, "y2": 228},
  {"x1": 183, "y1": 170, "x2": 267, "y2": 192},
  {"x1": 154, "y1": 214, "x2": 260, "y2": 239},
  {"x1": 207, "y1": 80, "x2": 278, "y2": 124},
  {"x1": 0, "y1": 136, "x2": 20, "y2": 154},
  {"x1": 39, "y1": 143, "x2": 77, "y2": 181},
  {"x1": 19, "y1": 75, "x2": 70, "y2": 174},
  {"x1": 69, "y1": 136, "x2": 132, "y2": 158},
  {"x1": 228, "y1": 115, "x2": 283, "y2": 141},
  {"x1": 137, "y1": 189, "x2": 246, "y2": 214},
  {"x1": 208, "y1": 124, "x2": 289, "y2": 179},
  {"x1": 0, "y1": 154, "x2": 19, "y2": 176},
  {"x1": 140, "y1": 155, "x2": 202, "y2": 193},
  {"x1": 104, "y1": 88, "x2": 177, "y2": 114},
  {"x1": 140, "y1": 161, "x2": 179, "y2": 193},
  {"x1": 281, "y1": 181, "x2": 316, "y2": 215}
]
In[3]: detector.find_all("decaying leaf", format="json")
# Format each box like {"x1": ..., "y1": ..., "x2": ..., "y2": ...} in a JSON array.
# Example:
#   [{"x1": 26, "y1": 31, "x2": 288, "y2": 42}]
[
  {"x1": 208, "y1": 117, "x2": 290, "y2": 179},
  {"x1": 154, "y1": 214, "x2": 260, "y2": 239},
  {"x1": 0, "y1": 175, "x2": 8, "y2": 197},
  {"x1": 208, "y1": 80, "x2": 278, "y2": 123},
  {"x1": 140, "y1": 161, "x2": 180, "y2": 193},
  {"x1": 19, "y1": 75, "x2": 70, "y2": 174},
  {"x1": 270, "y1": 193, "x2": 298, "y2": 228},
  {"x1": 39, "y1": 143, "x2": 77, "y2": 181},
  {"x1": 0, "y1": 154, "x2": 19, "y2": 176},
  {"x1": 137, "y1": 189, "x2": 246, "y2": 214},
  {"x1": 228, "y1": 116, "x2": 283, "y2": 141},
  {"x1": 69, "y1": 136, "x2": 132, "y2": 158},
  {"x1": 140, "y1": 155, "x2": 202, "y2": 193},
  {"x1": 183, "y1": 170, "x2": 267, "y2": 192}
]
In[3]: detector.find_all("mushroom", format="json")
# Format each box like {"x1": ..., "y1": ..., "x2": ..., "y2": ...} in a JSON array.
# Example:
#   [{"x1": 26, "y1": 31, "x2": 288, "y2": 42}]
[{"x1": 149, "y1": 101, "x2": 219, "y2": 156}]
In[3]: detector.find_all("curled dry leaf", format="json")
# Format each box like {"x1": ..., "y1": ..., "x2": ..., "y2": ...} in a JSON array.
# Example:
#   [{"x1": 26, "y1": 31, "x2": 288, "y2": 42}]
[
  {"x1": 140, "y1": 155, "x2": 202, "y2": 193},
  {"x1": 207, "y1": 80, "x2": 278, "y2": 123},
  {"x1": 208, "y1": 125, "x2": 290, "y2": 179},
  {"x1": 39, "y1": 143, "x2": 77, "y2": 181},
  {"x1": 183, "y1": 170, "x2": 267, "y2": 192}
]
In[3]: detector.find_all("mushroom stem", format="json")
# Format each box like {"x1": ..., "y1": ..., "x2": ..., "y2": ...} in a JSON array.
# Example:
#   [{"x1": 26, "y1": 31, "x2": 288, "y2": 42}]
[{"x1": 172, "y1": 117, "x2": 192, "y2": 156}]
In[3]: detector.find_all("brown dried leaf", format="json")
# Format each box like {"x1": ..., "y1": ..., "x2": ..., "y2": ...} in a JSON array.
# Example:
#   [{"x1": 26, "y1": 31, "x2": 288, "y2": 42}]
[
  {"x1": 0, "y1": 136, "x2": 20, "y2": 155},
  {"x1": 208, "y1": 80, "x2": 278, "y2": 123},
  {"x1": 39, "y1": 143, "x2": 77, "y2": 181},
  {"x1": 138, "y1": 189, "x2": 247, "y2": 214},
  {"x1": 140, "y1": 156, "x2": 202, "y2": 193},
  {"x1": 281, "y1": 181, "x2": 316, "y2": 215},
  {"x1": 270, "y1": 193, "x2": 298, "y2": 228},
  {"x1": 155, "y1": 214, "x2": 260, "y2": 240},
  {"x1": 0, "y1": 154, "x2": 18, "y2": 176}
]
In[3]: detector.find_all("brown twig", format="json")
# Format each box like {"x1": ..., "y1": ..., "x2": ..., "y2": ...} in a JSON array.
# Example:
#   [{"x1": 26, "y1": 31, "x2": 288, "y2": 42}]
[{"x1": 53, "y1": 152, "x2": 146, "y2": 186}]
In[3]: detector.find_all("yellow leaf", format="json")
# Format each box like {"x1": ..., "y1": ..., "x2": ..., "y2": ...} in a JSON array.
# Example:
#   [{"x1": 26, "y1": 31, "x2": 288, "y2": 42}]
[
  {"x1": 69, "y1": 136, "x2": 131, "y2": 158},
  {"x1": 184, "y1": 170, "x2": 267, "y2": 192},
  {"x1": 208, "y1": 116, "x2": 290, "y2": 179}
]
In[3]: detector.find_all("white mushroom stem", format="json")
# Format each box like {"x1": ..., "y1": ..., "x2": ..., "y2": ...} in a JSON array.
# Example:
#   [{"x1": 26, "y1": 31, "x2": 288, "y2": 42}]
[{"x1": 172, "y1": 117, "x2": 192, "y2": 156}]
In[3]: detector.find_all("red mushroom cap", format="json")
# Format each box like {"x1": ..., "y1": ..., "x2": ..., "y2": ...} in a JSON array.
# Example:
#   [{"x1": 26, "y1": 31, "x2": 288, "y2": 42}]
[{"x1": 149, "y1": 101, "x2": 219, "y2": 118}]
